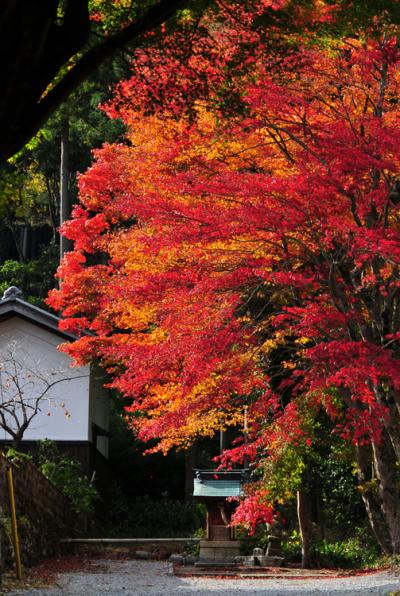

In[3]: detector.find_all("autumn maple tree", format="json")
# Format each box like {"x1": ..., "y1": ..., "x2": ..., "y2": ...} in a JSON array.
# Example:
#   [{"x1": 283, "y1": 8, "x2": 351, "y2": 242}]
[{"x1": 49, "y1": 1, "x2": 400, "y2": 556}]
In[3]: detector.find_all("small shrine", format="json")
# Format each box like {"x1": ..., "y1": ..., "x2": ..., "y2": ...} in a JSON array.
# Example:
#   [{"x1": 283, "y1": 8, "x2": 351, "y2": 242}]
[{"x1": 193, "y1": 468, "x2": 248, "y2": 562}]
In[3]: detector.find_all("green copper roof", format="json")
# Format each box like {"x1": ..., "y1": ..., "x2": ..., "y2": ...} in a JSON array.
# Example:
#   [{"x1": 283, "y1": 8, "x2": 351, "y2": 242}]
[{"x1": 193, "y1": 478, "x2": 243, "y2": 498}]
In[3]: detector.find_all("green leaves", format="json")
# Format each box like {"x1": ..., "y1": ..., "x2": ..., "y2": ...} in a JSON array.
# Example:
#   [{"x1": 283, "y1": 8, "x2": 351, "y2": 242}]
[
  {"x1": 36, "y1": 440, "x2": 98, "y2": 515},
  {"x1": 0, "y1": 245, "x2": 59, "y2": 307}
]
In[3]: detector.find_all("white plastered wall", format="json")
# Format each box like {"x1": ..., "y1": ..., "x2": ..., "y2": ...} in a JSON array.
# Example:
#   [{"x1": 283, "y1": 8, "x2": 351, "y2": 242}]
[{"x1": 0, "y1": 317, "x2": 90, "y2": 441}]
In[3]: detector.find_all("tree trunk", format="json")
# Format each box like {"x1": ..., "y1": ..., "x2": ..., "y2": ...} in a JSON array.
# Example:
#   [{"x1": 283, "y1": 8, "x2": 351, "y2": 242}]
[
  {"x1": 11, "y1": 439, "x2": 20, "y2": 451},
  {"x1": 372, "y1": 384, "x2": 400, "y2": 462},
  {"x1": 297, "y1": 487, "x2": 313, "y2": 568},
  {"x1": 18, "y1": 226, "x2": 38, "y2": 261},
  {"x1": 371, "y1": 434, "x2": 400, "y2": 553},
  {"x1": 46, "y1": 175, "x2": 59, "y2": 240},
  {"x1": 220, "y1": 427, "x2": 225, "y2": 454},
  {"x1": 60, "y1": 118, "x2": 72, "y2": 262},
  {"x1": 355, "y1": 443, "x2": 392, "y2": 554},
  {"x1": 11, "y1": 432, "x2": 22, "y2": 451},
  {"x1": 7, "y1": 224, "x2": 25, "y2": 263}
]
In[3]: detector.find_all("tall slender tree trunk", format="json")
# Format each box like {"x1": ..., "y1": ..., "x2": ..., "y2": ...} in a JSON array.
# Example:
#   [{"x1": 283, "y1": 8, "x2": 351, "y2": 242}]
[
  {"x1": 297, "y1": 487, "x2": 313, "y2": 568},
  {"x1": 46, "y1": 176, "x2": 59, "y2": 240},
  {"x1": 60, "y1": 118, "x2": 72, "y2": 262},
  {"x1": 372, "y1": 384, "x2": 400, "y2": 462},
  {"x1": 21, "y1": 226, "x2": 30, "y2": 261},
  {"x1": 371, "y1": 433, "x2": 400, "y2": 553},
  {"x1": 355, "y1": 443, "x2": 392, "y2": 554},
  {"x1": 7, "y1": 223, "x2": 25, "y2": 262}
]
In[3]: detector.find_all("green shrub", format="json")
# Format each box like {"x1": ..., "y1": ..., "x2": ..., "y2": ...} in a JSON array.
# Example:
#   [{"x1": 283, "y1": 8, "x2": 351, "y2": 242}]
[
  {"x1": 281, "y1": 529, "x2": 302, "y2": 562},
  {"x1": 4, "y1": 447, "x2": 32, "y2": 463},
  {"x1": 36, "y1": 439, "x2": 98, "y2": 514},
  {"x1": 0, "y1": 244, "x2": 58, "y2": 307},
  {"x1": 184, "y1": 528, "x2": 206, "y2": 556},
  {"x1": 282, "y1": 531, "x2": 380, "y2": 568},
  {"x1": 102, "y1": 488, "x2": 206, "y2": 538},
  {"x1": 314, "y1": 537, "x2": 379, "y2": 568}
]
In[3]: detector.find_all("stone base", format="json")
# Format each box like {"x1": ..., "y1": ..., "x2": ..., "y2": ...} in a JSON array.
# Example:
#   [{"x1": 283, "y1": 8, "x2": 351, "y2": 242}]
[
  {"x1": 234, "y1": 556, "x2": 255, "y2": 567},
  {"x1": 199, "y1": 540, "x2": 241, "y2": 559},
  {"x1": 257, "y1": 555, "x2": 285, "y2": 567},
  {"x1": 195, "y1": 557, "x2": 237, "y2": 568},
  {"x1": 235, "y1": 555, "x2": 285, "y2": 567}
]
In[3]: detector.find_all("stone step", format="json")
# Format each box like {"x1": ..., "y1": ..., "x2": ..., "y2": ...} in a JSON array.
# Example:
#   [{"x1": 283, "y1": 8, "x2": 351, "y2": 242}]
[{"x1": 195, "y1": 557, "x2": 237, "y2": 567}]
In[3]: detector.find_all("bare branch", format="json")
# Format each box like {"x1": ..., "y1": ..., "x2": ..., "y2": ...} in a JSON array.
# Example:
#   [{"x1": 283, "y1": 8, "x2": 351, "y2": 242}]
[{"x1": 0, "y1": 339, "x2": 89, "y2": 447}]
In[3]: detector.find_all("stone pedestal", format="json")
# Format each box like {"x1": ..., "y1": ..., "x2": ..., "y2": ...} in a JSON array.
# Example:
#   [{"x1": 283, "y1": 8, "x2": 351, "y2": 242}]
[
  {"x1": 235, "y1": 550, "x2": 285, "y2": 568},
  {"x1": 209, "y1": 524, "x2": 231, "y2": 541},
  {"x1": 199, "y1": 539, "x2": 241, "y2": 560}
]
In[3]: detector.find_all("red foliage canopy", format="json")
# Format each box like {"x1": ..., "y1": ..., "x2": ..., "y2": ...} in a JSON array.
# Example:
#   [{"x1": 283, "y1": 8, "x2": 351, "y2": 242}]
[{"x1": 48, "y1": 8, "x2": 400, "y2": 538}]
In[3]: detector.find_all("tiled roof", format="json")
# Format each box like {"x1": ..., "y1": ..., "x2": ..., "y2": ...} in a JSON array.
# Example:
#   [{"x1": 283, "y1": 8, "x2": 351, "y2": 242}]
[
  {"x1": 0, "y1": 286, "x2": 76, "y2": 340},
  {"x1": 193, "y1": 478, "x2": 243, "y2": 498}
]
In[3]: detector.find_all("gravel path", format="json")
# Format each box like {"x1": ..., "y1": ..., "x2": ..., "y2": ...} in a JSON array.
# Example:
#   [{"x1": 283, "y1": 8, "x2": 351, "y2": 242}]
[{"x1": 6, "y1": 560, "x2": 400, "y2": 596}]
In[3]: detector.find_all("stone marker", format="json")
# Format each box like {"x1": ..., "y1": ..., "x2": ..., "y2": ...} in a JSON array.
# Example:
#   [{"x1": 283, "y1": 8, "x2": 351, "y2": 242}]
[
  {"x1": 169, "y1": 554, "x2": 185, "y2": 565},
  {"x1": 253, "y1": 547, "x2": 264, "y2": 557}
]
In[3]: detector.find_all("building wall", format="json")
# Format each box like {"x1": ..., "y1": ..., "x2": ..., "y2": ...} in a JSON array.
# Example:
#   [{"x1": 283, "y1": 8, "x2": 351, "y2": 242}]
[
  {"x1": 0, "y1": 453, "x2": 76, "y2": 566},
  {"x1": 0, "y1": 317, "x2": 90, "y2": 442}
]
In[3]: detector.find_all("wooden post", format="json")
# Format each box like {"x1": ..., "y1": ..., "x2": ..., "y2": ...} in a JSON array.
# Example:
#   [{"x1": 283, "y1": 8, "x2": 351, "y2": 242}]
[{"x1": 6, "y1": 466, "x2": 22, "y2": 580}]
